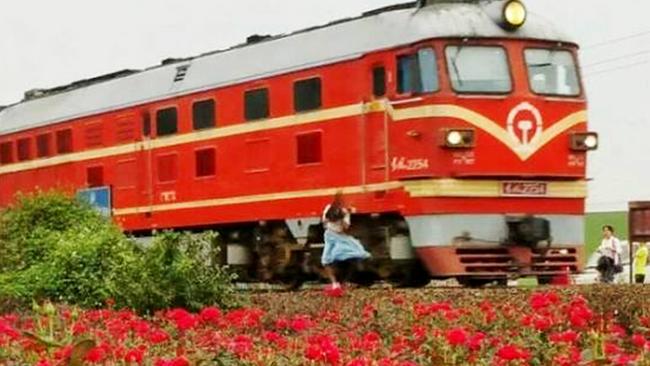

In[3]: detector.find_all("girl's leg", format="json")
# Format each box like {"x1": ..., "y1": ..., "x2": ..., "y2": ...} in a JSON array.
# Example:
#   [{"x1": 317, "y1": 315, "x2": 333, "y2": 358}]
[{"x1": 324, "y1": 265, "x2": 339, "y2": 288}]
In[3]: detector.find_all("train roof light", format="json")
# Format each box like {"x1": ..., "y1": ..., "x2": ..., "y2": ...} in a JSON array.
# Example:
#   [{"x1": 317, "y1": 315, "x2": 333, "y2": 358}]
[{"x1": 503, "y1": 1, "x2": 527, "y2": 30}]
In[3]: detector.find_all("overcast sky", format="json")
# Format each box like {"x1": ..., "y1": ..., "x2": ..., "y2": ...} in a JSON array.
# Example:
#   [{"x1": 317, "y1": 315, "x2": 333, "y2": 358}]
[{"x1": 1, "y1": 0, "x2": 648, "y2": 212}]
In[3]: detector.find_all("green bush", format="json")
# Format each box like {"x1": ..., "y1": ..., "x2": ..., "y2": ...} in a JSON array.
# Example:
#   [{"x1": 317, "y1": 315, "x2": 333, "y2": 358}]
[
  {"x1": 109, "y1": 231, "x2": 240, "y2": 313},
  {"x1": 0, "y1": 191, "x2": 240, "y2": 313}
]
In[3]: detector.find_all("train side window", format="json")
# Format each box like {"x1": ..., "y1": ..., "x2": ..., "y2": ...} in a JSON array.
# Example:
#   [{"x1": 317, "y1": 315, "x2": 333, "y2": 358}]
[
  {"x1": 195, "y1": 148, "x2": 216, "y2": 177},
  {"x1": 36, "y1": 134, "x2": 52, "y2": 158},
  {"x1": 397, "y1": 54, "x2": 418, "y2": 94},
  {"x1": 244, "y1": 88, "x2": 269, "y2": 121},
  {"x1": 156, "y1": 107, "x2": 178, "y2": 136},
  {"x1": 157, "y1": 154, "x2": 177, "y2": 183},
  {"x1": 397, "y1": 48, "x2": 439, "y2": 94},
  {"x1": 0, "y1": 141, "x2": 14, "y2": 164},
  {"x1": 296, "y1": 131, "x2": 322, "y2": 165},
  {"x1": 17, "y1": 138, "x2": 32, "y2": 161},
  {"x1": 56, "y1": 129, "x2": 73, "y2": 154},
  {"x1": 142, "y1": 112, "x2": 151, "y2": 137},
  {"x1": 86, "y1": 166, "x2": 104, "y2": 187},
  {"x1": 372, "y1": 66, "x2": 386, "y2": 97},
  {"x1": 193, "y1": 99, "x2": 216, "y2": 130},
  {"x1": 294, "y1": 78, "x2": 321, "y2": 112}
]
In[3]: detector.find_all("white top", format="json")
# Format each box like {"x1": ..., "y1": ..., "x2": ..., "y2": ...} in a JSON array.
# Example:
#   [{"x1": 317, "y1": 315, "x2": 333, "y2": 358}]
[
  {"x1": 598, "y1": 236, "x2": 622, "y2": 264},
  {"x1": 322, "y1": 204, "x2": 351, "y2": 233},
  {"x1": 0, "y1": 2, "x2": 572, "y2": 135}
]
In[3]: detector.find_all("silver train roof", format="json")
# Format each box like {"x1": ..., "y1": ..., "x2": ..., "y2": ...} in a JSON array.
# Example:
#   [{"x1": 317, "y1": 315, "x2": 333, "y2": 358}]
[{"x1": 0, "y1": 1, "x2": 572, "y2": 135}]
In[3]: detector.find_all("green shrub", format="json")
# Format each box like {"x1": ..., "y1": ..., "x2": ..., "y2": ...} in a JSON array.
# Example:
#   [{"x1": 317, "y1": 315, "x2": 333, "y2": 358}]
[
  {"x1": 0, "y1": 191, "x2": 240, "y2": 313},
  {"x1": 109, "y1": 231, "x2": 240, "y2": 313}
]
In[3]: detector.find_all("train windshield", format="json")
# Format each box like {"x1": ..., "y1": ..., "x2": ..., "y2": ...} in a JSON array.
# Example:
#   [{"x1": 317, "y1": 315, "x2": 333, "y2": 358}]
[
  {"x1": 525, "y1": 49, "x2": 581, "y2": 96},
  {"x1": 445, "y1": 46, "x2": 512, "y2": 93}
]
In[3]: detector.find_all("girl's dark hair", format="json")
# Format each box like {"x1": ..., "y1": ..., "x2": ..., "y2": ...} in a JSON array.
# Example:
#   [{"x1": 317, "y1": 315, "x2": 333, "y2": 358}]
[{"x1": 602, "y1": 225, "x2": 615, "y2": 233}]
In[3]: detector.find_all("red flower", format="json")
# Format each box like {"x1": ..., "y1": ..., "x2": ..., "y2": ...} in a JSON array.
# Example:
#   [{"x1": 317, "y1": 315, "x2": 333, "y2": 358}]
[
  {"x1": 124, "y1": 347, "x2": 145, "y2": 364},
  {"x1": 155, "y1": 357, "x2": 190, "y2": 366},
  {"x1": 496, "y1": 344, "x2": 530, "y2": 361},
  {"x1": 550, "y1": 330, "x2": 579, "y2": 344},
  {"x1": 605, "y1": 342, "x2": 622, "y2": 355},
  {"x1": 632, "y1": 334, "x2": 646, "y2": 348},
  {"x1": 533, "y1": 316, "x2": 552, "y2": 332},
  {"x1": 149, "y1": 329, "x2": 171, "y2": 344},
  {"x1": 530, "y1": 291, "x2": 559, "y2": 310},
  {"x1": 84, "y1": 346, "x2": 107, "y2": 363},
  {"x1": 199, "y1": 307, "x2": 221, "y2": 324},
  {"x1": 290, "y1": 315, "x2": 312, "y2": 332},
  {"x1": 468, "y1": 332, "x2": 485, "y2": 351},
  {"x1": 445, "y1": 327, "x2": 468, "y2": 347}
]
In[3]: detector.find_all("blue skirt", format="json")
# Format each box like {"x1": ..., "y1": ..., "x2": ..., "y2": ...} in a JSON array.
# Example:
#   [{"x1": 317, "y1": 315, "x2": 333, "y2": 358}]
[{"x1": 321, "y1": 230, "x2": 371, "y2": 265}]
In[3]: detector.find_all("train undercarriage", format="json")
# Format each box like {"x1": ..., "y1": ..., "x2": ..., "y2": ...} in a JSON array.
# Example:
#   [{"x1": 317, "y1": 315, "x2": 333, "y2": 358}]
[{"x1": 172, "y1": 212, "x2": 584, "y2": 289}]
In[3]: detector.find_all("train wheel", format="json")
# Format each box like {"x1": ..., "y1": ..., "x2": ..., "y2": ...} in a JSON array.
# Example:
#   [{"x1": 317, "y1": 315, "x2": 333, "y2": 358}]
[{"x1": 396, "y1": 262, "x2": 430, "y2": 288}]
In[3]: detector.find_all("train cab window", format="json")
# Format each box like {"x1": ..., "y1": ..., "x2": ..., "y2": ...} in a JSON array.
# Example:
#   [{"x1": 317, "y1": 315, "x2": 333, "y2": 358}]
[
  {"x1": 195, "y1": 148, "x2": 216, "y2": 177},
  {"x1": 156, "y1": 107, "x2": 178, "y2": 136},
  {"x1": 397, "y1": 48, "x2": 439, "y2": 94},
  {"x1": 372, "y1": 66, "x2": 386, "y2": 97},
  {"x1": 86, "y1": 166, "x2": 104, "y2": 187},
  {"x1": 296, "y1": 131, "x2": 322, "y2": 165},
  {"x1": 56, "y1": 129, "x2": 73, "y2": 154},
  {"x1": 36, "y1": 134, "x2": 52, "y2": 158},
  {"x1": 525, "y1": 49, "x2": 580, "y2": 96},
  {"x1": 244, "y1": 88, "x2": 269, "y2": 121},
  {"x1": 0, "y1": 142, "x2": 14, "y2": 164},
  {"x1": 17, "y1": 138, "x2": 32, "y2": 161},
  {"x1": 294, "y1": 78, "x2": 321, "y2": 112},
  {"x1": 193, "y1": 99, "x2": 216, "y2": 130},
  {"x1": 445, "y1": 46, "x2": 511, "y2": 93}
]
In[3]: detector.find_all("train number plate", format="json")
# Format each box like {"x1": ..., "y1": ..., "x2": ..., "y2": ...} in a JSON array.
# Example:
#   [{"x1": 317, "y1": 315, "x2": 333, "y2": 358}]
[{"x1": 501, "y1": 181, "x2": 548, "y2": 197}]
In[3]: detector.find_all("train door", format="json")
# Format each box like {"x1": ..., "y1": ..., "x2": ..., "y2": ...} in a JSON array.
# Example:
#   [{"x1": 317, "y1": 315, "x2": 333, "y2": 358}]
[
  {"x1": 363, "y1": 63, "x2": 389, "y2": 184},
  {"x1": 140, "y1": 110, "x2": 154, "y2": 216}
]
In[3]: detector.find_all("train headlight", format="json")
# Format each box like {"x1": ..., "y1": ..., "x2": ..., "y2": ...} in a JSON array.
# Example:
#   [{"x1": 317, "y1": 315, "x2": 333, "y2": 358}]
[
  {"x1": 503, "y1": 0, "x2": 527, "y2": 30},
  {"x1": 442, "y1": 129, "x2": 475, "y2": 148},
  {"x1": 570, "y1": 132, "x2": 599, "y2": 151}
]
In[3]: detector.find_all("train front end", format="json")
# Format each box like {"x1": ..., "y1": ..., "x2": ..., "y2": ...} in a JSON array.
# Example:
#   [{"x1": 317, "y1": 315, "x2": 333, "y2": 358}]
[{"x1": 386, "y1": 0, "x2": 595, "y2": 283}]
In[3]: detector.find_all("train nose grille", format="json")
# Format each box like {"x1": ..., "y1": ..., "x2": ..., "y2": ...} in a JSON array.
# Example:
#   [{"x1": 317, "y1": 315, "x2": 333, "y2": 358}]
[{"x1": 456, "y1": 247, "x2": 579, "y2": 275}]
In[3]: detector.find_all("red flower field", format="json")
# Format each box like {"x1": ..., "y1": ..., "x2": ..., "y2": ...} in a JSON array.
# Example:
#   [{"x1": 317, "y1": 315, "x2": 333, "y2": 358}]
[{"x1": 1, "y1": 285, "x2": 649, "y2": 365}]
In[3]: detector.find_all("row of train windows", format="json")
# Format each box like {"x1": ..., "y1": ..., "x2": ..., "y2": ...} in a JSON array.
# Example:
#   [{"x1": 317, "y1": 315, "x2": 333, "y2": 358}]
[
  {"x1": 86, "y1": 132, "x2": 322, "y2": 187},
  {"x1": 154, "y1": 77, "x2": 322, "y2": 137},
  {"x1": 0, "y1": 130, "x2": 72, "y2": 164},
  {"x1": 0, "y1": 78, "x2": 322, "y2": 164}
]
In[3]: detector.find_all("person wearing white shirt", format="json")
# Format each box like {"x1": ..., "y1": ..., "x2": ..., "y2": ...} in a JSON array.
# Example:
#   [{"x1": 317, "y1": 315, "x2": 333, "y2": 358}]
[{"x1": 596, "y1": 225, "x2": 622, "y2": 283}]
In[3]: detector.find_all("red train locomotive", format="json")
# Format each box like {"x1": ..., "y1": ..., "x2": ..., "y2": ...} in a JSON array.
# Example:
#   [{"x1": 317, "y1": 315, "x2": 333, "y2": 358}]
[{"x1": 0, "y1": 0, "x2": 597, "y2": 286}]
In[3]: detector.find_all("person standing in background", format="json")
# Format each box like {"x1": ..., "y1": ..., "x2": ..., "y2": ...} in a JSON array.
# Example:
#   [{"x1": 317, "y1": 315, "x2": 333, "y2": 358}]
[
  {"x1": 634, "y1": 242, "x2": 648, "y2": 284},
  {"x1": 596, "y1": 225, "x2": 622, "y2": 283}
]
